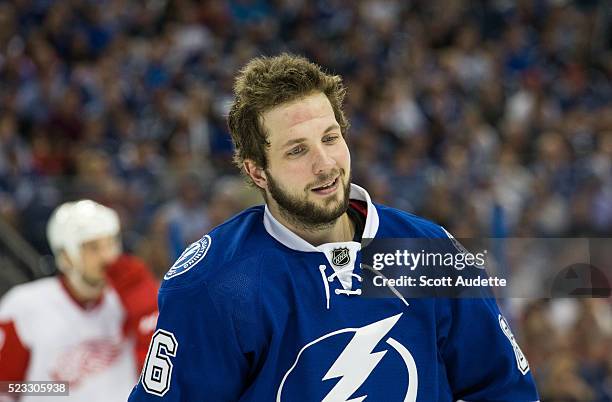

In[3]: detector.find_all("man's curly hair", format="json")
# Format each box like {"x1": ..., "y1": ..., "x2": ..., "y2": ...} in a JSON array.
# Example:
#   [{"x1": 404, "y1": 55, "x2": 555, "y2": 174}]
[{"x1": 228, "y1": 53, "x2": 349, "y2": 185}]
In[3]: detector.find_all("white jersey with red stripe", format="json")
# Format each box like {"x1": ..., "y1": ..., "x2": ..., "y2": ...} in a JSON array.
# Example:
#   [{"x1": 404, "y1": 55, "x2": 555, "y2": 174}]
[{"x1": 0, "y1": 277, "x2": 138, "y2": 402}]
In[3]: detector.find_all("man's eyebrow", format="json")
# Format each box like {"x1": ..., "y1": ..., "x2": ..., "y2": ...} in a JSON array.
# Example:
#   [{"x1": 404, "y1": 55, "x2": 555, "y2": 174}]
[
  {"x1": 323, "y1": 124, "x2": 341, "y2": 133},
  {"x1": 281, "y1": 137, "x2": 307, "y2": 149},
  {"x1": 280, "y1": 125, "x2": 341, "y2": 149}
]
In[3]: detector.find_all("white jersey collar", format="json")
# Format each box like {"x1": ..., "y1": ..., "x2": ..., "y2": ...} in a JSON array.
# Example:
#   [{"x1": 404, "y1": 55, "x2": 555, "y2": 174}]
[{"x1": 263, "y1": 183, "x2": 379, "y2": 253}]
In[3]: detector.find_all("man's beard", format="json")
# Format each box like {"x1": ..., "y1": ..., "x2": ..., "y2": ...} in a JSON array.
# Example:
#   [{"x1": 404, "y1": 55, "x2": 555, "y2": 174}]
[{"x1": 265, "y1": 169, "x2": 351, "y2": 231}]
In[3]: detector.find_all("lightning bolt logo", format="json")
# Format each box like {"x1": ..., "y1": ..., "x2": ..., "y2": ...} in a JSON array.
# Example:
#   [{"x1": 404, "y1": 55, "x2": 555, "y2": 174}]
[
  {"x1": 322, "y1": 314, "x2": 401, "y2": 402},
  {"x1": 276, "y1": 313, "x2": 418, "y2": 402}
]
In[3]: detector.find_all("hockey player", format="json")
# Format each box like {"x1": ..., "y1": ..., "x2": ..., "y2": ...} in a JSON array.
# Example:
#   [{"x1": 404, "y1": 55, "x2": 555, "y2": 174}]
[
  {"x1": 129, "y1": 54, "x2": 539, "y2": 401},
  {"x1": 0, "y1": 200, "x2": 158, "y2": 402}
]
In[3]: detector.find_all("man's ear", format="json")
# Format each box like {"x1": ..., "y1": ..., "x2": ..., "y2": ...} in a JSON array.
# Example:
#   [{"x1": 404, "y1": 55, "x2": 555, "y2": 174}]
[
  {"x1": 244, "y1": 159, "x2": 267, "y2": 190},
  {"x1": 56, "y1": 250, "x2": 75, "y2": 272}
]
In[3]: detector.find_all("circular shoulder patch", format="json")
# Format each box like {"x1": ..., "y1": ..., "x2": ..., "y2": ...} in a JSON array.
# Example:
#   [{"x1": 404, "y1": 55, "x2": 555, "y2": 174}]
[{"x1": 164, "y1": 235, "x2": 212, "y2": 280}]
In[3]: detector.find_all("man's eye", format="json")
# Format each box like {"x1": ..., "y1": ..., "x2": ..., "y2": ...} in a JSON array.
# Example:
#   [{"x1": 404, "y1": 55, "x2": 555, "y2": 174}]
[
  {"x1": 323, "y1": 135, "x2": 339, "y2": 143},
  {"x1": 287, "y1": 146, "x2": 304, "y2": 156}
]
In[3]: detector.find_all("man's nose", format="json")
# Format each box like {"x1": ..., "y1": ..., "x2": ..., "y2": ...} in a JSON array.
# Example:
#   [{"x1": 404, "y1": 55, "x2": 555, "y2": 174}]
[{"x1": 312, "y1": 145, "x2": 336, "y2": 175}]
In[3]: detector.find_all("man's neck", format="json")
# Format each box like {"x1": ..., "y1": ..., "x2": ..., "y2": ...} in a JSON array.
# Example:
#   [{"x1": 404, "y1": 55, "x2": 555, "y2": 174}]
[
  {"x1": 269, "y1": 205, "x2": 355, "y2": 246},
  {"x1": 61, "y1": 273, "x2": 104, "y2": 305}
]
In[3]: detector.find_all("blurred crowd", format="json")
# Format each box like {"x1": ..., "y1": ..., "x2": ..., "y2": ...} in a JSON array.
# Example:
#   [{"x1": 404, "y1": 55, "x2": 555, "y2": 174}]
[{"x1": 0, "y1": 0, "x2": 610, "y2": 400}]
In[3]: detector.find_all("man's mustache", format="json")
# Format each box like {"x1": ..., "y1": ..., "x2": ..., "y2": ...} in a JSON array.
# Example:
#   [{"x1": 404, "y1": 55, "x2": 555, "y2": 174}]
[{"x1": 308, "y1": 169, "x2": 344, "y2": 190}]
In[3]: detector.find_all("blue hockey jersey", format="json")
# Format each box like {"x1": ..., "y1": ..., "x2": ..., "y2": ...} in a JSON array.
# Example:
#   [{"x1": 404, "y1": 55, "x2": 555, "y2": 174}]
[{"x1": 129, "y1": 184, "x2": 539, "y2": 401}]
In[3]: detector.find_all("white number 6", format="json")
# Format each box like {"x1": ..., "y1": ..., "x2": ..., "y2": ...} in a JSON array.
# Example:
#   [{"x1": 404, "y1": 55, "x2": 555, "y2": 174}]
[
  {"x1": 498, "y1": 315, "x2": 530, "y2": 375},
  {"x1": 141, "y1": 329, "x2": 179, "y2": 396}
]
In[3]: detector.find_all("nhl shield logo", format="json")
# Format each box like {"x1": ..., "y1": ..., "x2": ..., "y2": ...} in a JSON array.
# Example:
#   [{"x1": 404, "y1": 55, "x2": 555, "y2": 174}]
[{"x1": 332, "y1": 247, "x2": 350, "y2": 266}]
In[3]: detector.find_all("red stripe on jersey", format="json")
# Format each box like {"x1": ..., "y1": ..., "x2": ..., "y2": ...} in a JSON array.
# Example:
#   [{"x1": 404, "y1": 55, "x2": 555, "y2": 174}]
[
  {"x1": 0, "y1": 320, "x2": 30, "y2": 381},
  {"x1": 349, "y1": 200, "x2": 368, "y2": 218}
]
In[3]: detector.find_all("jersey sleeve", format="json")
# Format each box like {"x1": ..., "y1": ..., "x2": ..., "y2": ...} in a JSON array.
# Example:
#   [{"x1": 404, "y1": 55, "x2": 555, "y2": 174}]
[
  {"x1": 127, "y1": 281, "x2": 252, "y2": 401},
  {"x1": 436, "y1": 296, "x2": 540, "y2": 401},
  {"x1": 0, "y1": 289, "x2": 31, "y2": 385},
  {"x1": 0, "y1": 320, "x2": 30, "y2": 381},
  {"x1": 106, "y1": 254, "x2": 160, "y2": 372}
]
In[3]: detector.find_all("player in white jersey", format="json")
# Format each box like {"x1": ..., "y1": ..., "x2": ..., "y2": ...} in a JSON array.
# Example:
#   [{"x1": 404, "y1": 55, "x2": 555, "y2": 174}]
[{"x1": 0, "y1": 200, "x2": 159, "y2": 402}]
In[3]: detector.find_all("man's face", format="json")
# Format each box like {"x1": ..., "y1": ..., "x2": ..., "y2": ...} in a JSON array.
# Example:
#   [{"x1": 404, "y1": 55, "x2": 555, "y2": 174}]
[
  {"x1": 77, "y1": 235, "x2": 121, "y2": 286},
  {"x1": 259, "y1": 92, "x2": 351, "y2": 227}
]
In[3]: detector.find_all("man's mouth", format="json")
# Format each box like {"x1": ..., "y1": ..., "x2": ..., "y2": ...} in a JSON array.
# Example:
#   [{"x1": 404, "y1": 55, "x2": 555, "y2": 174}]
[{"x1": 311, "y1": 177, "x2": 339, "y2": 195}]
